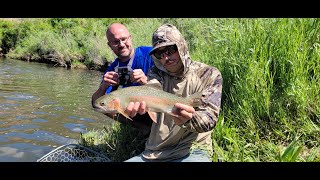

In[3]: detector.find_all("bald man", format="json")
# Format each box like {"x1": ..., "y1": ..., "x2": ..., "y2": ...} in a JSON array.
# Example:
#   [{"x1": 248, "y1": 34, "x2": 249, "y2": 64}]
[{"x1": 92, "y1": 23, "x2": 154, "y2": 133}]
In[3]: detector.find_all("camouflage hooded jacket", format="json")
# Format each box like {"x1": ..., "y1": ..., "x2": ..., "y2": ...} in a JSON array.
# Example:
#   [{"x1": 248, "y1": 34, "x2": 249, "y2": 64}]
[{"x1": 142, "y1": 24, "x2": 223, "y2": 161}]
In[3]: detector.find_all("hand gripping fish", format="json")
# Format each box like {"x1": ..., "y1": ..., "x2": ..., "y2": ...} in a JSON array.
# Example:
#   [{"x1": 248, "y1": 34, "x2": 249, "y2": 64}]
[{"x1": 93, "y1": 83, "x2": 202, "y2": 123}]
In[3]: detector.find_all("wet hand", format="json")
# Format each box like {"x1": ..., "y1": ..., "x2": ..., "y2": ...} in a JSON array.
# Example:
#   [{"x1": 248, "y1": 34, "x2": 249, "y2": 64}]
[
  {"x1": 130, "y1": 69, "x2": 147, "y2": 85},
  {"x1": 172, "y1": 103, "x2": 195, "y2": 125},
  {"x1": 125, "y1": 101, "x2": 147, "y2": 117},
  {"x1": 103, "y1": 71, "x2": 119, "y2": 86}
]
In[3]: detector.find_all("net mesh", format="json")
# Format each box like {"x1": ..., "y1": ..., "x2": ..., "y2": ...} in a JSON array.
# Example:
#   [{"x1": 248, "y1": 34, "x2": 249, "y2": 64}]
[{"x1": 37, "y1": 143, "x2": 111, "y2": 162}]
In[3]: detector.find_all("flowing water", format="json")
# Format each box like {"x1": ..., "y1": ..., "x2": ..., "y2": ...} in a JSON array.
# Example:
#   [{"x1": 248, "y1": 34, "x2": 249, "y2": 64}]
[{"x1": 0, "y1": 57, "x2": 113, "y2": 162}]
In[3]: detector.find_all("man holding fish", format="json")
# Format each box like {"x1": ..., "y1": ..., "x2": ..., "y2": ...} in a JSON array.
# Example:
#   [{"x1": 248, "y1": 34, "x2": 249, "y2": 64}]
[{"x1": 93, "y1": 23, "x2": 223, "y2": 162}]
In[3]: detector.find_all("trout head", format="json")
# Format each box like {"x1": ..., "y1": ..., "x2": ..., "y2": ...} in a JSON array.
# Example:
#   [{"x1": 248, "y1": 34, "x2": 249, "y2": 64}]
[{"x1": 93, "y1": 94, "x2": 120, "y2": 115}]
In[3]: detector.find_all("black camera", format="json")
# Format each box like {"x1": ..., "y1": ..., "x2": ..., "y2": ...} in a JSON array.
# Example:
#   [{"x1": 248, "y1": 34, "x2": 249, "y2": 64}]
[{"x1": 116, "y1": 67, "x2": 132, "y2": 86}]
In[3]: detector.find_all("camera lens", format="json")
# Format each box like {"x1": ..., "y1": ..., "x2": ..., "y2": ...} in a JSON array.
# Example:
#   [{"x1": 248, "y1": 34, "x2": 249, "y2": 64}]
[
  {"x1": 122, "y1": 68, "x2": 128, "y2": 73},
  {"x1": 117, "y1": 67, "x2": 131, "y2": 85}
]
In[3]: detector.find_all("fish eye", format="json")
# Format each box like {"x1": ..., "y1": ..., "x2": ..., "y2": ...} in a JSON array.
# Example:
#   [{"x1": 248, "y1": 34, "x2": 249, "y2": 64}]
[{"x1": 100, "y1": 102, "x2": 105, "y2": 106}]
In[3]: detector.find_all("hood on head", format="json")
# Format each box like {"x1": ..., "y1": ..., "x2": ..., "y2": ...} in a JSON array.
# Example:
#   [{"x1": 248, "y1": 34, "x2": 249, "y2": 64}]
[{"x1": 149, "y1": 23, "x2": 191, "y2": 77}]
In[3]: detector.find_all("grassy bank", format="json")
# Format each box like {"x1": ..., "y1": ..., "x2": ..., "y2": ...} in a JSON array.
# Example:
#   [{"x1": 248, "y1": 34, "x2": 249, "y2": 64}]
[{"x1": 1, "y1": 18, "x2": 319, "y2": 161}]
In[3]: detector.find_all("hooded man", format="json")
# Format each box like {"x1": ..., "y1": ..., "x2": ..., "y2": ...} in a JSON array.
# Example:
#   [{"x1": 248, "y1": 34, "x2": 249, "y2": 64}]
[{"x1": 124, "y1": 23, "x2": 223, "y2": 162}]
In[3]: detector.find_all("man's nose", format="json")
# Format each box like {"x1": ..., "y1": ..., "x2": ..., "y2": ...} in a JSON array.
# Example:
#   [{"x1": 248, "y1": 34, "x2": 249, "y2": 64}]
[
  {"x1": 160, "y1": 54, "x2": 170, "y2": 64},
  {"x1": 118, "y1": 41, "x2": 126, "y2": 47}
]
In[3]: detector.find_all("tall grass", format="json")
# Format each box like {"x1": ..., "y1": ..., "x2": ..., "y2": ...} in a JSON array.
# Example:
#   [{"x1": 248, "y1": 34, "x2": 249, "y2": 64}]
[{"x1": 186, "y1": 18, "x2": 320, "y2": 162}]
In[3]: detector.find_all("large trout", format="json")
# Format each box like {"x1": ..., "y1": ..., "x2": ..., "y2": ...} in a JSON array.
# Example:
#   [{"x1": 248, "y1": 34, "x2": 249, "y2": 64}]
[{"x1": 93, "y1": 83, "x2": 202, "y2": 123}]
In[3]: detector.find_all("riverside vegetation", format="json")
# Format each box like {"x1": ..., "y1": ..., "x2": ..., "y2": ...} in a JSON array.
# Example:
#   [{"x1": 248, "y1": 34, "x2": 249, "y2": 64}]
[{"x1": 1, "y1": 18, "x2": 319, "y2": 162}]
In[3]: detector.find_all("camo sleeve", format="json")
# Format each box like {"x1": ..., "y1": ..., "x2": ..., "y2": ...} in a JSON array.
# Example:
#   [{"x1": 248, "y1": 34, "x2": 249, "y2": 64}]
[
  {"x1": 181, "y1": 67, "x2": 223, "y2": 133},
  {"x1": 146, "y1": 66, "x2": 164, "y2": 85}
]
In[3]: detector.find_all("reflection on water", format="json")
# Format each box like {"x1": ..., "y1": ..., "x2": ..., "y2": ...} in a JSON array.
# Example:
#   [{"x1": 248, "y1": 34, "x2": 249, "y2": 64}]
[{"x1": 0, "y1": 57, "x2": 113, "y2": 161}]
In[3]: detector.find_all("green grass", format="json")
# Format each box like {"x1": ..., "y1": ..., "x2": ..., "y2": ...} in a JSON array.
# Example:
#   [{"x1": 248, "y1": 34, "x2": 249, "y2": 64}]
[{"x1": 79, "y1": 122, "x2": 147, "y2": 162}]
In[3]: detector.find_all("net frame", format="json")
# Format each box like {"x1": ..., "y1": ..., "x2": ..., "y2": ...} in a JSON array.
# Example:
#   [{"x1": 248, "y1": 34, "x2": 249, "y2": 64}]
[{"x1": 37, "y1": 143, "x2": 111, "y2": 162}]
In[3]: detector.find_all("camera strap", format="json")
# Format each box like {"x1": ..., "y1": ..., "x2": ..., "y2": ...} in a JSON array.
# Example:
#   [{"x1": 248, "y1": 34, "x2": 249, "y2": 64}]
[{"x1": 114, "y1": 55, "x2": 134, "y2": 73}]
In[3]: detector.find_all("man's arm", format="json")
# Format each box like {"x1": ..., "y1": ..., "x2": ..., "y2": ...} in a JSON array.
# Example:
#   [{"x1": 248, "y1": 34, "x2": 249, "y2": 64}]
[
  {"x1": 91, "y1": 81, "x2": 109, "y2": 107},
  {"x1": 180, "y1": 69, "x2": 223, "y2": 133},
  {"x1": 91, "y1": 71, "x2": 120, "y2": 107}
]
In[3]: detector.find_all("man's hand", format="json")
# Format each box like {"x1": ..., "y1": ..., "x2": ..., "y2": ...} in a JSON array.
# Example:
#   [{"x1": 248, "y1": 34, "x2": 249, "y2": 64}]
[
  {"x1": 92, "y1": 72, "x2": 118, "y2": 108},
  {"x1": 172, "y1": 103, "x2": 195, "y2": 125},
  {"x1": 125, "y1": 101, "x2": 147, "y2": 118},
  {"x1": 103, "y1": 71, "x2": 119, "y2": 86},
  {"x1": 130, "y1": 69, "x2": 148, "y2": 85}
]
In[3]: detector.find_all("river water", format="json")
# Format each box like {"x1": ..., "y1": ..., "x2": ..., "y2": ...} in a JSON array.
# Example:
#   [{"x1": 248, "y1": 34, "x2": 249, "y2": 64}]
[{"x1": 0, "y1": 57, "x2": 113, "y2": 162}]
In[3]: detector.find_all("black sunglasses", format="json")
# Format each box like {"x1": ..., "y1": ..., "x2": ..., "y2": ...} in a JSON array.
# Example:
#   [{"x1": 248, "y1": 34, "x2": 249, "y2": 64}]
[{"x1": 152, "y1": 45, "x2": 178, "y2": 59}]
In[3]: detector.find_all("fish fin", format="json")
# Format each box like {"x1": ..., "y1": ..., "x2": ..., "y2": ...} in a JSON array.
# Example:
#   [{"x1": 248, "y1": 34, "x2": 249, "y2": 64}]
[
  {"x1": 169, "y1": 106, "x2": 184, "y2": 117},
  {"x1": 117, "y1": 108, "x2": 133, "y2": 121},
  {"x1": 147, "y1": 111, "x2": 157, "y2": 123},
  {"x1": 188, "y1": 91, "x2": 203, "y2": 107}
]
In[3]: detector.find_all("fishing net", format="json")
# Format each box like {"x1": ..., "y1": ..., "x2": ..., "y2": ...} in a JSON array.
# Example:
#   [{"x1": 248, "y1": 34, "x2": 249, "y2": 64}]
[{"x1": 37, "y1": 143, "x2": 111, "y2": 162}]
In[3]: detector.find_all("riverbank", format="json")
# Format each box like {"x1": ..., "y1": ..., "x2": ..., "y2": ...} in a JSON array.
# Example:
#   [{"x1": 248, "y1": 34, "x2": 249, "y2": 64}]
[
  {"x1": 0, "y1": 18, "x2": 121, "y2": 72},
  {"x1": 1, "y1": 53, "x2": 108, "y2": 72}
]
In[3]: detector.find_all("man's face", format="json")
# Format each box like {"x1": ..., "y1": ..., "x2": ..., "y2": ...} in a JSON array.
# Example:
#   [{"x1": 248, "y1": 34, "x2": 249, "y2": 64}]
[
  {"x1": 107, "y1": 31, "x2": 133, "y2": 61},
  {"x1": 152, "y1": 45, "x2": 183, "y2": 73}
]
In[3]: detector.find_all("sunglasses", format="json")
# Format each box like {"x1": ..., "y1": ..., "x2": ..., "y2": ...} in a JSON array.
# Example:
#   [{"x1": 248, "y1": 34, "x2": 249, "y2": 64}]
[{"x1": 152, "y1": 45, "x2": 178, "y2": 59}]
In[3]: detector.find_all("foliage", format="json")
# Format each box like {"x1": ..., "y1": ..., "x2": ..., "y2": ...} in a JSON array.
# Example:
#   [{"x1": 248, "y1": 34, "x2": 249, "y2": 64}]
[
  {"x1": 80, "y1": 122, "x2": 147, "y2": 162},
  {"x1": 277, "y1": 138, "x2": 302, "y2": 162}
]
